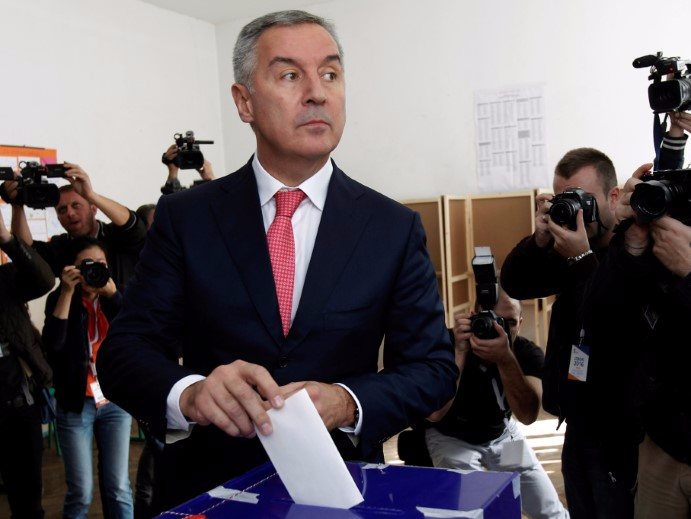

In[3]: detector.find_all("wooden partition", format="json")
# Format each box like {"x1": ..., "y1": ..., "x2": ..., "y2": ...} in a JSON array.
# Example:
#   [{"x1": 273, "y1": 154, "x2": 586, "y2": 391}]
[
  {"x1": 466, "y1": 191, "x2": 541, "y2": 343},
  {"x1": 400, "y1": 190, "x2": 553, "y2": 345},
  {"x1": 467, "y1": 191, "x2": 535, "y2": 271},
  {"x1": 401, "y1": 198, "x2": 447, "y2": 315},
  {"x1": 441, "y1": 196, "x2": 470, "y2": 326}
]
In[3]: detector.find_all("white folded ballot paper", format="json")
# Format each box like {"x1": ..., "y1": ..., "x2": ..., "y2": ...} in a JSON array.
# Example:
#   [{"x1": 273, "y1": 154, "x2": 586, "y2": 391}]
[{"x1": 255, "y1": 388, "x2": 364, "y2": 509}]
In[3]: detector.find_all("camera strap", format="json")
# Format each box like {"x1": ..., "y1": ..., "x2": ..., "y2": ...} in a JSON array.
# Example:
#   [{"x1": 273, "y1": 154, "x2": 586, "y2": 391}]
[{"x1": 653, "y1": 113, "x2": 666, "y2": 171}]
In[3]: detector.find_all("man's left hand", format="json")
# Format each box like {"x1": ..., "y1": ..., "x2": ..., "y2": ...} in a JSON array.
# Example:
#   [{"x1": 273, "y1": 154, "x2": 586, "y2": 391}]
[
  {"x1": 470, "y1": 321, "x2": 514, "y2": 366},
  {"x1": 280, "y1": 381, "x2": 356, "y2": 431},
  {"x1": 651, "y1": 216, "x2": 691, "y2": 277}
]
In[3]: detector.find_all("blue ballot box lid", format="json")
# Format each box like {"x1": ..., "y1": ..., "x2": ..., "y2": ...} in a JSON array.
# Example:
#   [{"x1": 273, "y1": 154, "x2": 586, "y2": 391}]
[{"x1": 156, "y1": 461, "x2": 521, "y2": 518}]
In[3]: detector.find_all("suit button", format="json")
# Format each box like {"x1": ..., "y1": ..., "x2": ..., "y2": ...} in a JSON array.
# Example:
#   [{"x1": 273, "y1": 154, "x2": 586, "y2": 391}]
[{"x1": 278, "y1": 356, "x2": 288, "y2": 368}]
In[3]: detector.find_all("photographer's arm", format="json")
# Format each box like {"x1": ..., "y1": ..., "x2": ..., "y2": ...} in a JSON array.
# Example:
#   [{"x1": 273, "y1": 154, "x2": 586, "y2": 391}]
[
  {"x1": 427, "y1": 314, "x2": 472, "y2": 422},
  {"x1": 196, "y1": 159, "x2": 215, "y2": 181},
  {"x1": 471, "y1": 323, "x2": 541, "y2": 425},
  {"x1": 659, "y1": 112, "x2": 689, "y2": 170},
  {"x1": 496, "y1": 360, "x2": 541, "y2": 426},
  {"x1": 161, "y1": 144, "x2": 183, "y2": 195},
  {"x1": 10, "y1": 204, "x2": 33, "y2": 247},
  {"x1": 64, "y1": 163, "x2": 130, "y2": 226}
]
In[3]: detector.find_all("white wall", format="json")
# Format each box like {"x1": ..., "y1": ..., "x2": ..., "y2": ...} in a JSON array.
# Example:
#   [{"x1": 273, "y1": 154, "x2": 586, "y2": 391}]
[
  {"x1": 216, "y1": 0, "x2": 691, "y2": 199},
  {"x1": 2, "y1": 0, "x2": 225, "y2": 327},
  {"x1": 5, "y1": 0, "x2": 691, "y2": 208},
  {"x1": 1, "y1": 0, "x2": 225, "y2": 211}
]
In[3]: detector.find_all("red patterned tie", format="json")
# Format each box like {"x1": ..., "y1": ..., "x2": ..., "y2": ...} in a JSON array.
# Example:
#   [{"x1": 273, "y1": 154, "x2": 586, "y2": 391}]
[{"x1": 267, "y1": 190, "x2": 307, "y2": 337}]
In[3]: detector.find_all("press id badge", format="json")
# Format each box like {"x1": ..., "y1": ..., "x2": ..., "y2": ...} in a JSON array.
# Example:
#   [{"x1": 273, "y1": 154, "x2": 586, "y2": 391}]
[
  {"x1": 90, "y1": 381, "x2": 110, "y2": 407},
  {"x1": 568, "y1": 344, "x2": 590, "y2": 382}
]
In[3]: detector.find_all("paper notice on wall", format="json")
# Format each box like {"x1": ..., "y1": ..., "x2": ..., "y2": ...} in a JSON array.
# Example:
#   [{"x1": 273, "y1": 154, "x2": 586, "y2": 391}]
[{"x1": 474, "y1": 84, "x2": 549, "y2": 192}]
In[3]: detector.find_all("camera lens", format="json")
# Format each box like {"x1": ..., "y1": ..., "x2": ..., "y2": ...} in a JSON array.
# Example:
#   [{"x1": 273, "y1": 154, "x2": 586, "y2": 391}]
[
  {"x1": 78, "y1": 260, "x2": 110, "y2": 288},
  {"x1": 649, "y1": 79, "x2": 691, "y2": 112},
  {"x1": 630, "y1": 180, "x2": 678, "y2": 221},
  {"x1": 470, "y1": 314, "x2": 498, "y2": 340},
  {"x1": 549, "y1": 198, "x2": 580, "y2": 227}
]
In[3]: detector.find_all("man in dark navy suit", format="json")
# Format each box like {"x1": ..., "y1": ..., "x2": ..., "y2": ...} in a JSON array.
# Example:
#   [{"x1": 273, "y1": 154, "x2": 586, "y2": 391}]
[{"x1": 98, "y1": 10, "x2": 457, "y2": 512}]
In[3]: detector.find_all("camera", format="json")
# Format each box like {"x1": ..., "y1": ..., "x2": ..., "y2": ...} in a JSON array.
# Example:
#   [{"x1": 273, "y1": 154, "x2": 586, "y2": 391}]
[
  {"x1": 470, "y1": 247, "x2": 509, "y2": 340},
  {"x1": 76, "y1": 259, "x2": 110, "y2": 288},
  {"x1": 162, "y1": 131, "x2": 214, "y2": 170},
  {"x1": 0, "y1": 161, "x2": 67, "y2": 209},
  {"x1": 549, "y1": 188, "x2": 598, "y2": 231},
  {"x1": 630, "y1": 169, "x2": 691, "y2": 225},
  {"x1": 633, "y1": 52, "x2": 691, "y2": 113}
]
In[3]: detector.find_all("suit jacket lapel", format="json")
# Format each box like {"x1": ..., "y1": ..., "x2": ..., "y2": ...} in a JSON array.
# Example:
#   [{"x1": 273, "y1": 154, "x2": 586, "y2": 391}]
[
  {"x1": 288, "y1": 166, "x2": 369, "y2": 348},
  {"x1": 209, "y1": 161, "x2": 284, "y2": 345}
]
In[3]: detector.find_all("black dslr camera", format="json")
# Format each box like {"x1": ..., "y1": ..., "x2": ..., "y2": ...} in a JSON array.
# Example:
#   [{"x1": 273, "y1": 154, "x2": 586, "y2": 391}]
[
  {"x1": 162, "y1": 131, "x2": 214, "y2": 170},
  {"x1": 633, "y1": 52, "x2": 691, "y2": 113},
  {"x1": 549, "y1": 187, "x2": 599, "y2": 231},
  {"x1": 0, "y1": 161, "x2": 67, "y2": 209},
  {"x1": 77, "y1": 259, "x2": 110, "y2": 288},
  {"x1": 630, "y1": 169, "x2": 691, "y2": 225},
  {"x1": 470, "y1": 247, "x2": 509, "y2": 340}
]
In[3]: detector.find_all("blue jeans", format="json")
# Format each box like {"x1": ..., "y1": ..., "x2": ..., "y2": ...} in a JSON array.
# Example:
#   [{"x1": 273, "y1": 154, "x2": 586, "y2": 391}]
[{"x1": 57, "y1": 398, "x2": 134, "y2": 519}]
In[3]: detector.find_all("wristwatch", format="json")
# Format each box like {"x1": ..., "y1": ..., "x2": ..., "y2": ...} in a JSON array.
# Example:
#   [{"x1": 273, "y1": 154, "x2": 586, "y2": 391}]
[{"x1": 567, "y1": 249, "x2": 593, "y2": 266}]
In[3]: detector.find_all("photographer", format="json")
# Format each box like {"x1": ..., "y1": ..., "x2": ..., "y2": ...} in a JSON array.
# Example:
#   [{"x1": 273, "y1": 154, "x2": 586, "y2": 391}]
[
  {"x1": 42, "y1": 237, "x2": 133, "y2": 519},
  {"x1": 425, "y1": 290, "x2": 568, "y2": 519},
  {"x1": 160, "y1": 143, "x2": 215, "y2": 195},
  {"x1": 0, "y1": 204, "x2": 55, "y2": 519},
  {"x1": 583, "y1": 162, "x2": 691, "y2": 518},
  {"x1": 500, "y1": 148, "x2": 640, "y2": 518},
  {"x1": 6, "y1": 162, "x2": 146, "y2": 288}
]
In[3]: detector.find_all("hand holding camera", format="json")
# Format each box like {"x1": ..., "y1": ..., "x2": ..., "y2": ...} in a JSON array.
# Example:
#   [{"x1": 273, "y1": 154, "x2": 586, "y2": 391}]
[
  {"x1": 60, "y1": 259, "x2": 114, "y2": 298},
  {"x1": 534, "y1": 193, "x2": 554, "y2": 249},
  {"x1": 162, "y1": 131, "x2": 214, "y2": 170}
]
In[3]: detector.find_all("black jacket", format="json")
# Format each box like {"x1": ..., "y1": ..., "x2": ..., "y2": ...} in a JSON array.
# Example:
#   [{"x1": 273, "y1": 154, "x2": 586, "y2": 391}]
[
  {"x1": 43, "y1": 286, "x2": 122, "y2": 412},
  {"x1": 0, "y1": 236, "x2": 55, "y2": 406}
]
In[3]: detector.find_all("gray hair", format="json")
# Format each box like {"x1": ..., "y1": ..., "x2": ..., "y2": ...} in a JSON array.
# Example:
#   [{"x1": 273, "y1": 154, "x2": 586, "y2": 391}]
[{"x1": 233, "y1": 10, "x2": 344, "y2": 92}]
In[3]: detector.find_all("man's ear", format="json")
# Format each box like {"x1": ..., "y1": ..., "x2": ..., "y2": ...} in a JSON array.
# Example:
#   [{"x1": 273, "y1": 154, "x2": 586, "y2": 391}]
[
  {"x1": 608, "y1": 185, "x2": 621, "y2": 211},
  {"x1": 232, "y1": 83, "x2": 254, "y2": 123}
]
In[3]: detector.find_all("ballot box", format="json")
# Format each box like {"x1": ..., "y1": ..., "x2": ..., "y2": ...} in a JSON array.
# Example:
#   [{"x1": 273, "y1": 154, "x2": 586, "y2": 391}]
[{"x1": 155, "y1": 461, "x2": 521, "y2": 519}]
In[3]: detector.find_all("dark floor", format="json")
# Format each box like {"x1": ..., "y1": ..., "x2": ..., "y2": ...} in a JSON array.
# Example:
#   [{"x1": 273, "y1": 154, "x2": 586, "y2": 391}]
[{"x1": 0, "y1": 410, "x2": 566, "y2": 519}]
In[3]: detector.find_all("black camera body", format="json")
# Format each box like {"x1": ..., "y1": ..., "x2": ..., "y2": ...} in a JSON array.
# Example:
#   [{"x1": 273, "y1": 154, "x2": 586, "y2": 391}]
[
  {"x1": 470, "y1": 247, "x2": 509, "y2": 340},
  {"x1": 0, "y1": 162, "x2": 67, "y2": 209},
  {"x1": 77, "y1": 259, "x2": 110, "y2": 288},
  {"x1": 549, "y1": 187, "x2": 598, "y2": 231},
  {"x1": 630, "y1": 169, "x2": 691, "y2": 225},
  {"x1": 633, "y1": 52, "x2": 691, "y2": 113},
  {"x1": 166, "y1": 131, "x2": 214, "y2": 170}
]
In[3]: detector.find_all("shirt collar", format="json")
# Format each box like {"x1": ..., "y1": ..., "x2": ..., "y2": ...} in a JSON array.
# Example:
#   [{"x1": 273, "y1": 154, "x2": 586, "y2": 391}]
[{"x1": 253, "y1": 154, "x2": 332, "y2": 211}]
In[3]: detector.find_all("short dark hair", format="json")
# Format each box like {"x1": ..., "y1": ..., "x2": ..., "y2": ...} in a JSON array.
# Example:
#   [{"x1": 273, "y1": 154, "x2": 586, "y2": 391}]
[
  {"x1": 233, "y1": 10, "x2": 343, "y2": 92},
  {"x1": 555, "y1": 148, "x2": 617, "y2": 198},
  {"x1": 136, "y1": 203, "x2": 156, "y2": 222},
  {"x1": 68, "y1": 237, "x2": 110, "y2": 266}
]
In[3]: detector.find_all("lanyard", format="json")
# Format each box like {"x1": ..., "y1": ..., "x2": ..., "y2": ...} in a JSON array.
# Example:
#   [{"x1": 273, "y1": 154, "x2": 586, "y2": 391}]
[{"x1": 87, "y1": 298, "x2": 100, "y2": 378}]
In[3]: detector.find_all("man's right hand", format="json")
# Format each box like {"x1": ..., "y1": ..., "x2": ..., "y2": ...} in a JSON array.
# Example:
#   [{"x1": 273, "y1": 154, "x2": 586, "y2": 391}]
[
  {"x1": 0, "y1": 169, "x2": 21, "y2": 204},
  {"x1": 617, "y1": 163, "x2": 654, "y2": 255},
  {"x1": 163, "y1": 144, "x2": 180, "y2": 178},
  {"x1": 534, "y1": 192, "x2": 554, "y2": 248},
  {"x1": 179, "y1": 360, "x2": 284, "y2": 439}
]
